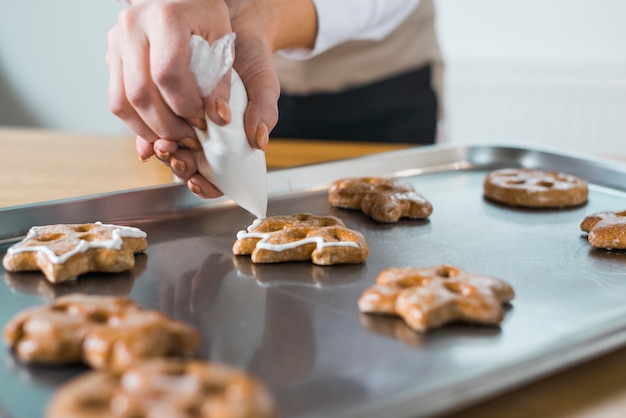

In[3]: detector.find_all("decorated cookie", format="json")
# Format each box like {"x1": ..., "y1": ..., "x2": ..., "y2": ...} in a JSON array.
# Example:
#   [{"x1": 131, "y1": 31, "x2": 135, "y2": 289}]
[
  {"x1": 329, "y1": 177, "x2": 433, "y2": 223},
  {"x1": 2, "y1": 222, "x2": 148, "y2": 283},
  {"x1": 46, "y1": 358, "x2": 276, "y2": 418},
  {"x1": 581, "y1": 209, "x2": 626, "y2": 249},
  {"x1": 483, "y1": 168, "x2": 588, "y2": 208},
  {"x1": 233, "y1": 214, "x2": 368, "y2": 265},
  {"x1": 4, "y1": 294, "x2": 199, "y2": 371},
  {"x1": 359, "y1": 265, "x2": 515, "y2": 332}
]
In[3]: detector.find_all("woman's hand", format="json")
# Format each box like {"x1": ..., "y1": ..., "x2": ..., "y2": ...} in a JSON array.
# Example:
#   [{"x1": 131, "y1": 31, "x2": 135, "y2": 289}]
[
  {"x1": 107, "y1": 0, "x2": 233, "y2": 172},
  {"x1": 108, "y1": 0, "x2": 317, "y2": 199},
  {"x1": 167, "y1": 0, "x2": 318, "y2": 198}
]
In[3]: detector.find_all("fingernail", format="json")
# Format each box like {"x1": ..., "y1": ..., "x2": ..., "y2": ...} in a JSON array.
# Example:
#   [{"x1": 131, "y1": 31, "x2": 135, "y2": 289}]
[
  {"x1": 171, "y1": 159, "x2": 187, "y2": 173},
  {"x1": 216, "y1": 97, "x2": 231, "y2": 124},
  {"x1": 154, "y1": 148, "x2": 171, "y2": 161},
  {"x1": 179, "y1": 137, "x2": 203, "y2": 151},
  {"x1": 139, "y1": 155, "x2": 151, "y2": 162},
  {"x1": 188, "y1": 181, "x2": 202, "y2": 196},
  {"x1": 255, "y1": 122, "x2": 269, "y2": 150},
  {"x1": 188, "y1": 117, "x2": 207, "y2": 131}
]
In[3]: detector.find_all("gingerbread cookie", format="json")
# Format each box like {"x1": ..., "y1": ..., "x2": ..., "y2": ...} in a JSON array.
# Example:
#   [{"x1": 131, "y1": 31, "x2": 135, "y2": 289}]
[
  {"x1": 359, "y1": 265, "x2": 515, "y2": 332},
  {"x1": 233, "y1": 214, "x2": 368, "y2": 265},
  {"x1": 483, "y1": 168, "x2": 588, "y2": 208},
  {"x1": 580, "y1": 209, "x2": 626, "y2": 249},
  {"x1": 329, "y1": 177, "x2": 433, "y2": 223},
  {"x1": 4, "y1": 294, "x2": 199, "y2": 370},
  {"x1": 46, "y1": 358, "x2": 276, "y2": 418},
  {"x1": 2, "y1": 222, "x2": 148, "y2": 283}
]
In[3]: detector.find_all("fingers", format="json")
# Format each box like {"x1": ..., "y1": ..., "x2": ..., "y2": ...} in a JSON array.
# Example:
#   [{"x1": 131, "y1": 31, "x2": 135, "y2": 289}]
[
  {"x1": 109, "y1": 4, "x2": 204, "y2": 146},
  {"x1": 232, "y1": 38, "x2": 280, "y2": 150},
  {"x1": 155, "y1": 146, "x2": 223, "y2": 199},
  {"x1": 153, "y1": 138, "x2": 178, "y2": 162},
  {"x1": 152, "y1": 140, "x2": 222, "y2": 200},
  {"x1": 152, "y1": 138, "x2": 202, "y2": 164},
  {"x1": 135, "y1": 135, "x2": 155, "y2": 162},
  {"x1": 241, "y1": 73, "x2": 278, "y2": 151},
  {"x1": 108, "y1": 0, "x2": 250, "y2": 202},
  {"x1": 120, "y1": 31, "x2": 197, "y2": 142},
  {"x1": 187, "y1": 173, "x2": 224, "y2": 199},
  {"x1": 108, "y1": 28, "x2": 160, "y2": 144},
  {"x1": 151, "y1": 140, "x2": 196, "y2": 186},
  {"x1": 145, "y1": 6, "x2": 206, "y2": 127},
  {"x1": 203, "y1": 70, "x2": 233, "y2": 126}
]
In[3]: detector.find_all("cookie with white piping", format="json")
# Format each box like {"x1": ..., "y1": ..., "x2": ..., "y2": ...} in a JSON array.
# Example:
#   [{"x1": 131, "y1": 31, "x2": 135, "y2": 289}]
[
  {"x1": 580, "y1": 209, "x2": 626, "y2": 249},
  {"x1": 233, "y1": 214, "x2": 368, "y2": 265},
  {"x1": 2, "y1": 222, "x2": 147, "y2": 283},
  {"x1": 46, "y1": 358, "x2": 277, "y2": 418},
  {"x1": 329, "y1": 177, "x2": 433, "y2": 223},
  {"x1": 359, "y1": 265, "x2": 515, "y2": 332},
  {"x1": 4, "y1": 293, "x2": 199, "y2": 370}
]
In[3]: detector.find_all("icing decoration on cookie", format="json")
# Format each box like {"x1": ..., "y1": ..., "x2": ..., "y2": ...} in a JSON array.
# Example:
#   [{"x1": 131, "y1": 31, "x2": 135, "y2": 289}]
[
  {"x1": 2, "y1": 222, "x2": 147, "y2": 283},
  {"x1": 233, "y1": 214, "x2": 368, "y2": 265},
  {"x1": 359, "y1": 265, "x2": 515, "y2": 332},
  {"x1": 483, "y1": 168, "x2": 588, "y2": 208},
  {"x1": 46, "y1": 358, "x2": 277, "y2": 418},
  {"x1": 4, "y1": 294, "x2": 199, "y2": 371},
  {"x1": 580, "y1": 209, "x2": 626, "y2": 249},
  {"x1": 329, "y1": 177, "x2": 433, "y2": 223}
]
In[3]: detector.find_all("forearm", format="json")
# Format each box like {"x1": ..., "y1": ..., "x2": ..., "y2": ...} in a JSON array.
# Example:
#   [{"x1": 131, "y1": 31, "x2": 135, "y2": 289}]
[
  {"x1": 124, "y1": 0, "x2": 317, "y2": 52},
  {"x1": 225, "y1": 0, "x2": 317, "y2": 52},
  {"x1": 279, "y1": 0, "x2": 420, "y2": 59}
]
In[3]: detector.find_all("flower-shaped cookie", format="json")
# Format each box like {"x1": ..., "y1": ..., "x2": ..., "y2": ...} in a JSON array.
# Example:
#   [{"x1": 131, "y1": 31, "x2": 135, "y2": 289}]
[
  {"x1": 2, "y1": 222, "x2": 147, "y2": 283},
  {"x1": 483, "y1": 168, "x2": 588, "y2": 208},
  {"x1": 359, "y1": 265, "x2": 515, "y2": 332},
  {"x1": 4, "y1": 294, "x2": 199, "y2": 371},
  {"x1": 233, "y1": 214, "x2": 368, "y2": 265},
  {"x1": 47, "y1": 358, "x2": 276, "y2": 418}
]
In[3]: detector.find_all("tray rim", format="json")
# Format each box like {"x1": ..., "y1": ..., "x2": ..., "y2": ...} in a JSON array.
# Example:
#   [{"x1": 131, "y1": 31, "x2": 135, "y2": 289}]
[
  {"x1": 2, "y1": 142, "x2": 626, "y2": 417},
  {"x1": 3, "y1": 141, "x2": 625, "y2": 213}
]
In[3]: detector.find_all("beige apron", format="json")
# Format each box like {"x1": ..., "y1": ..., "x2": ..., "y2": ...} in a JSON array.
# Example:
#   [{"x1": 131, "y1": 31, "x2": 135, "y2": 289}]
[{"x1": 274, "y1": 0, "x2": 443, "y2": 114}]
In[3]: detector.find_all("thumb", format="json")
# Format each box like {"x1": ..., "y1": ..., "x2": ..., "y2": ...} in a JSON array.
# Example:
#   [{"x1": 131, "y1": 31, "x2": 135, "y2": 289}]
[{"x1": 233, "y1": 41, "x2": 280, "y2": 150}]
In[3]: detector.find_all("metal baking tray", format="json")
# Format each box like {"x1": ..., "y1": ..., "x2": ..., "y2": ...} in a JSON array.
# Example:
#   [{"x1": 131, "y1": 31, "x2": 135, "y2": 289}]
[{"x1": 2, "y1": 144, "x2": 626, "y2": 418}]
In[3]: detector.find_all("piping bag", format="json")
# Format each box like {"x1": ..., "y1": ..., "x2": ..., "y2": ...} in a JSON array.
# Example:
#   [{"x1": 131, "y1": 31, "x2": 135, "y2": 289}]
[{"x1": 187, "y1": 33, "x2": 268, "y2": 218}]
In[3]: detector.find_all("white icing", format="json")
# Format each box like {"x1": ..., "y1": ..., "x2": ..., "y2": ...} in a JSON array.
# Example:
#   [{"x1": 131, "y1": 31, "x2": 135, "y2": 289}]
[
  {"x1": 372, "y1": 284, "x2": 397, "y2": 295},
  {"x1": 122, "y1": 373, "x2": 200, "y2": 394},
  {"x1": 358, "y1": 300, "x2": 376, "y2": 312},
  {"x1": 257, "y1": 236, "x2": 358, "y2": 252},
  {"x1": 363, "y1": 293, "x2": 381, "y2": 302},
  {"x1": 237, "y1": 218, "x2": 358, "y2": 253},
  {"x1": 7, "y1": 222, "x2": 146, "y2": 265},
  {"x1": 247, "y1": 218, "x2": 264, "y2": 232}
]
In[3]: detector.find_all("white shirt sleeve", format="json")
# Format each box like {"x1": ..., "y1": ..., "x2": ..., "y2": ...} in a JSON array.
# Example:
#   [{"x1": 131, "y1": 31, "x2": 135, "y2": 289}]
[{"x1": 278, "y1": 0, "x2": 421, "y2": 60}]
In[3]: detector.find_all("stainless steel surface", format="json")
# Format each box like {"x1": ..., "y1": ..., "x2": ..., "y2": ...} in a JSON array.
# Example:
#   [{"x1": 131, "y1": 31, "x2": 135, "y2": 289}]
[{"x1": 2, "y1": 144, "x2": 626, "y2": 418}]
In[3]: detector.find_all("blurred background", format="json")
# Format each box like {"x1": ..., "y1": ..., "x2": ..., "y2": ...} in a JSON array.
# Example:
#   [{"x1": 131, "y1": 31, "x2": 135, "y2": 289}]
[{"x1": 0, "y1": 0, "x2": 624, "y2": 156}]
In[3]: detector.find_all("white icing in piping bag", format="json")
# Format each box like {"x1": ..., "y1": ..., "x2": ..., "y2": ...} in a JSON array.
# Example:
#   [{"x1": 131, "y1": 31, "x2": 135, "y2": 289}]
[{"x1": 188, "y1": 34, "x2": 268, "y2": 218}]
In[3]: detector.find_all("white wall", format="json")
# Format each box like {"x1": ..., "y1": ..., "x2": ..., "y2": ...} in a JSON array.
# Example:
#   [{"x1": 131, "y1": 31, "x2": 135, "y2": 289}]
[
  {"x1": 0, "y1": 0, "x2": 127, "y2": 134},
  {"x1": 1, "y1": 0, "x2": 625, "y2": 156},
  {"x1": 435, "y1": 0, "x2": 626, "y2": 156}
]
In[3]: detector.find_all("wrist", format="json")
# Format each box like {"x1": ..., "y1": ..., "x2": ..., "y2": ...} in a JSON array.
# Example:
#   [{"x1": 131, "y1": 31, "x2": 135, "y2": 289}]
[
  {"x1": 270, "y1": 0, "x2": 317, "y2": 52},
  {"x1": 225, "y1": 0, "x2": 317, "y2": 53}
]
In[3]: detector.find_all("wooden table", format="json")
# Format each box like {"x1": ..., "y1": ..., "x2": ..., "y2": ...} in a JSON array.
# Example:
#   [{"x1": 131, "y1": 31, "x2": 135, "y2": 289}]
[
  {"x1": 2, "y1": 127, "x2": 626, "y2": 417},
  {"x1": 0, "y1": 128, "x2": 412, "y2": 207}
]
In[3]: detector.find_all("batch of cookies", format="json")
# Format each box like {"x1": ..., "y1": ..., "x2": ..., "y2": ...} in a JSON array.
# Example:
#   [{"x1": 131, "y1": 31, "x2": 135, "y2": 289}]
[
  {"x1": 2, "y1": 167, "x2": 626, "y2": 417},
  {"x1": 2, "y1": 223, "x2": 276, "y2": 418}
]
